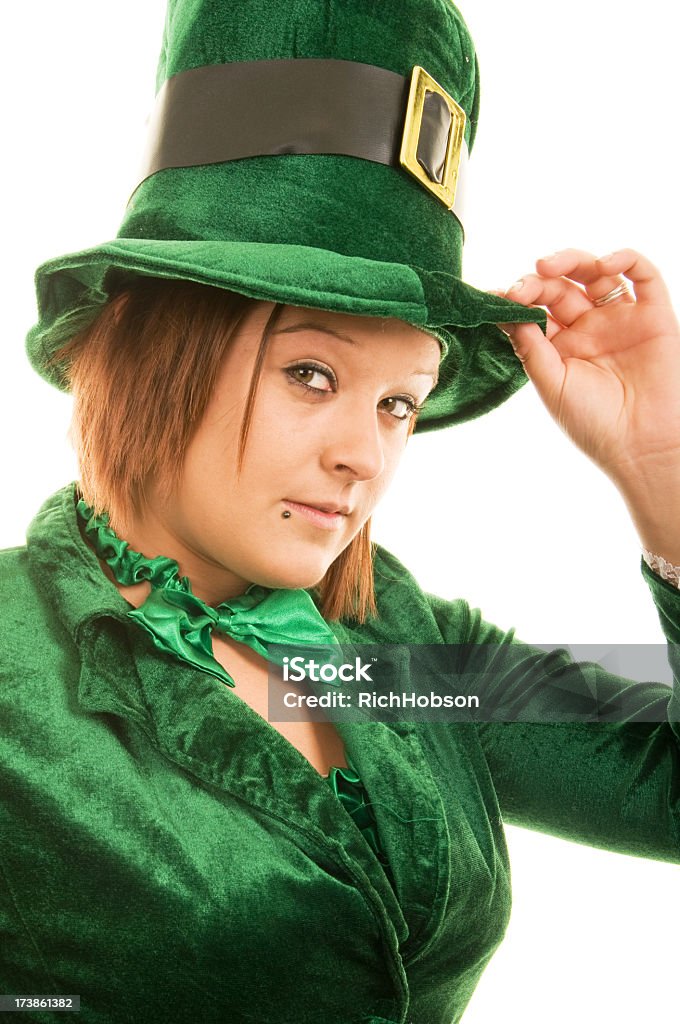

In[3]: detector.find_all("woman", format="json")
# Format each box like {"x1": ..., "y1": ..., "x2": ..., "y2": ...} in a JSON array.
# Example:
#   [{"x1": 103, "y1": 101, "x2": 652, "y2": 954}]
[{"x1": 2, "y1": 1, "x2": 680, "y2": 1022}]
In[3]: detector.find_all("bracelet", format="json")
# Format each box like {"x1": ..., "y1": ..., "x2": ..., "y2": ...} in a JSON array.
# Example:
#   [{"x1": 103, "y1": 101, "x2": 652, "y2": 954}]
[{"x1": 642, "y1": 549, "x2": 680, "y2": 589}]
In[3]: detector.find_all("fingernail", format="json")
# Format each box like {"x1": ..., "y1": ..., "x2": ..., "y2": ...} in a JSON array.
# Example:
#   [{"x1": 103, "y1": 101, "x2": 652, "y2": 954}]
[
  {"x1": 598, "y1": 252, "x2": 616, "y2": 262},
  {"x1": 539, "y1": 252, "x2": 559, "y2": 262},
  {"x1": 505, "y1": 279, "x2": 524, "y2": 294}
]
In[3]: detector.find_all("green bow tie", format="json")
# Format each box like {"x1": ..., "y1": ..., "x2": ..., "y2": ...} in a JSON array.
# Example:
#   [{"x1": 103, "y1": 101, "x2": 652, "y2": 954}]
[{"x1": 77, "y1": 499, "x2": 339, "y2": 688}]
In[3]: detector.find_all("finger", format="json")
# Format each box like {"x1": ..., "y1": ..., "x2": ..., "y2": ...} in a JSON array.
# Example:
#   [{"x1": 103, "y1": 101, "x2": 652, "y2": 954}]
[
  {"x1": 497, "y1": 312, "x2": 563, "y2": 343},
  {"x1": 534, "y1": 248, "x2": 635, "y2": 306},
  {"x1": 596, "y1": 249, "x2": 672, "y2": 306},
  {"x1": 504, "y1": 273, "x2": 592, "y2": 327},
  {"x1": 497, "y1": 321, "x2": 565, "y2": 399}
]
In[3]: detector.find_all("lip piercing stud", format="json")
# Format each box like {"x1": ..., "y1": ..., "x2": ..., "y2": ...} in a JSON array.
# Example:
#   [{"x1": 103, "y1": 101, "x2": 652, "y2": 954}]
[{"x1": 282, "y1": 511, "x2": 292, "y2": 519}]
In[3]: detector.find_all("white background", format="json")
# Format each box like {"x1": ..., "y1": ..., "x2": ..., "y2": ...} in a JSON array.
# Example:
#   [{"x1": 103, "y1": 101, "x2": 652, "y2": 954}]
[{"x1": 2, "y1": 2, "x2": 679, "y2": 1021}]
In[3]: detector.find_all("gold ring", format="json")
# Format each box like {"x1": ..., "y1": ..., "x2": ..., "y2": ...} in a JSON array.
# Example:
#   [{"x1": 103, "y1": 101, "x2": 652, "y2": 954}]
[{"x1": 593, "y1": 282, "x2": 632, "y2": 307}]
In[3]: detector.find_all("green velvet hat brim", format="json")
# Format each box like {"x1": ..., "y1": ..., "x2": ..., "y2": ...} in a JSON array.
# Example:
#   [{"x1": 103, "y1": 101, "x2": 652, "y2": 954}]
[{"x1": 27, "y1": 237, "x2": 546, "y2": 431}]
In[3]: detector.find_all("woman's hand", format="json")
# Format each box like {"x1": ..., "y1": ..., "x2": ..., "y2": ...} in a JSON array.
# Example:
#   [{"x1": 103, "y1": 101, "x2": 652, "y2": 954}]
[
  {"x1": 495, "y1": 248, "x2": 680, "y2": 563},
  {"x1": 497, "y1": 248, "x2": 680, "y2": 484}
]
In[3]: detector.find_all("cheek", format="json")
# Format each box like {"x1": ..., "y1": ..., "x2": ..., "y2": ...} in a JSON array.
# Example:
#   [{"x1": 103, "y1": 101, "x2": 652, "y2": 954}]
[
  {"x1": 237, "y1": 390, "x2": 302, "y2": 465},
  {"x1": 186, "y1": 409, "x2": 245, "y2": 477}
]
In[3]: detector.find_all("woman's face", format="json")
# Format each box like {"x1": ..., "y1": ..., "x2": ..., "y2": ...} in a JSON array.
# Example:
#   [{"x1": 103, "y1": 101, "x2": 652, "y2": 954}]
[{"x1": 143, "y1": 301, "x2": 441, "y2": 600}]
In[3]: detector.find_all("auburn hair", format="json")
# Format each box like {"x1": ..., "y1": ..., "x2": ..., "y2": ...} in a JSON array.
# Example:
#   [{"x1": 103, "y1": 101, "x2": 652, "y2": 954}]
[{"x1": 48, "y1": 277, "x2": 418, "y2": 623}]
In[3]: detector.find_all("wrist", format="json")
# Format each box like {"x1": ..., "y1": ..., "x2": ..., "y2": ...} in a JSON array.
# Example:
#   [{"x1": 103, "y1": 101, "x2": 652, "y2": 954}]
[
  {"x1": 642, "y1": 549, "x2": 680, "y2": 589},
  {"x1": 615, "y1": 468, "x2": 680, "y2": 569}
]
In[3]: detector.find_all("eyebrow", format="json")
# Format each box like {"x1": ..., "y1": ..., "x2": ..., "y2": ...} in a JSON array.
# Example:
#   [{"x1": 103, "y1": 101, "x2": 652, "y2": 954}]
[{"x1": 273, "y1": 321, "x2": 440, "y2": 387}]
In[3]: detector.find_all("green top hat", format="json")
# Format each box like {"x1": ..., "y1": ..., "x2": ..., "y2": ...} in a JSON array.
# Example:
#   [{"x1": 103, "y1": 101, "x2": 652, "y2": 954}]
[{"x1": 26, "y1": 0, "x2": 546, "y2": 431}]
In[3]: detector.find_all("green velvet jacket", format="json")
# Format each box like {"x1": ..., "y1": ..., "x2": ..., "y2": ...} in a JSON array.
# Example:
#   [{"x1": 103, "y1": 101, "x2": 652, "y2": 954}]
[{"x1": 2, "y1": 483, "x2": 680, "y2": 1024}]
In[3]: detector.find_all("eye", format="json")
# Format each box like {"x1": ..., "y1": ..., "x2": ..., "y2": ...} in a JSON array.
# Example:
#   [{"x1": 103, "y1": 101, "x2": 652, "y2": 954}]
[
  {"x1": 285, "y1": 362, "x2": 336, "y2": 393},
  {"x1": 380, "y1": 395, "x2": 422, "y2": 421}
]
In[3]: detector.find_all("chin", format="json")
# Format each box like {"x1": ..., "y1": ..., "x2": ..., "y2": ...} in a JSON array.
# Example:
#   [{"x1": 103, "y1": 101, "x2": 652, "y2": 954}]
[{"x1": 250, "y1": 556, "x2": 333, "y2": 593}]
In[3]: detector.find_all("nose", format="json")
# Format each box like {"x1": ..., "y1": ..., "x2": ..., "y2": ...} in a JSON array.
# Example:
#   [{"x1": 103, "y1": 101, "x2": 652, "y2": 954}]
[{"x1": 320, "y1": 401, "x2": 385, "y2": 481}]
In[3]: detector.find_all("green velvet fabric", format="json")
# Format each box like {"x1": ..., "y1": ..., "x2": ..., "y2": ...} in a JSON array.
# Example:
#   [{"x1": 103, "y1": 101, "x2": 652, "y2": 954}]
[
  {"x1": 2, "y1": 483, "x2": 680, "y2": 1023},
  {"x1": 24, "y1": 0, "x2": 547, "y2": 430}
]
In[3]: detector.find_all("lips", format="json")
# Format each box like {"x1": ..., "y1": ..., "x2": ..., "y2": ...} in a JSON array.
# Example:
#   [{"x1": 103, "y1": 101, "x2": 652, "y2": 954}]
[
  {"x1": 281, "y1": 500, "x2": 350, "y2": 532},
  {"x1": 287, "y1": 500, "x2": 351, "y2": 515}
]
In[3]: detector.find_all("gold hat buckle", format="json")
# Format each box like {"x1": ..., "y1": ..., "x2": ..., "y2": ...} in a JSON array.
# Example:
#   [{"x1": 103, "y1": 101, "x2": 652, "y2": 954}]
[{"x1": 399, "y1": 65, "x2": 466, "y2": 210}]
